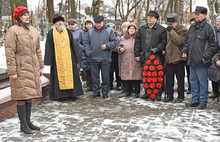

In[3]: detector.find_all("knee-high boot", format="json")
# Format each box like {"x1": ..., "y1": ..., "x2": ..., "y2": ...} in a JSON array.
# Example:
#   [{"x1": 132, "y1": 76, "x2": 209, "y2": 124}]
[
  {"x1": 17, "y1": 105, "x2": 33, "y2": 134},
  {"x1": 26, "y1": 102, "x2": 40, "y2": 130}
]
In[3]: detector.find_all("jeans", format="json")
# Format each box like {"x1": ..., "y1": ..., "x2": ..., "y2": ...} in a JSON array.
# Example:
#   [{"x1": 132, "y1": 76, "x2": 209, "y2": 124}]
[
  {"x1": 90, "y1": 62, "x2": 110, "y2": 95},
  {"x1": 190, "y1": 66, "x2": 209, "y2": 104}
]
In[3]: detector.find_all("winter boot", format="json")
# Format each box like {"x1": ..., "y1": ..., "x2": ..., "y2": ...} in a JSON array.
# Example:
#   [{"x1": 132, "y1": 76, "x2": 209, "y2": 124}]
[
  {"x1": 17, "y1": 105, "x2": 33, "y2": 134},
  {"x1": 26, "y1": 102, "x2": 40, "y2": 130}
]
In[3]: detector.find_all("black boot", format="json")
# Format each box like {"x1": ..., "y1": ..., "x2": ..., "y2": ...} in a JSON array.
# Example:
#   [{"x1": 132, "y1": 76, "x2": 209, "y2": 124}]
[
  {"x1": 26, "y1": 102, "x2": 40, "y2": 131},
  {"x1": 17, "y1": 105, "x2": 33, "y2": 134},
  {"x1": 156, "y1": 92, "x2": 162, "y2": 101}
]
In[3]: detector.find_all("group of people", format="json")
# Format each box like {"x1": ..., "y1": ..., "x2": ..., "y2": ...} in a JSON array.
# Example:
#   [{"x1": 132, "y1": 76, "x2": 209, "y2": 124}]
[{"x1": 4, "y1": 5, "x2": 220, "y2": 134}]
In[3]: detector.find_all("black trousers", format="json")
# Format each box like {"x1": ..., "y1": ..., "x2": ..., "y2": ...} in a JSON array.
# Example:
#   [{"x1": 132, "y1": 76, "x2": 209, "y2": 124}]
[
  {"x1": 123, "y1": 80, "x2": 140, "y2": 95},
  {"x1": 185, "y1": 63, "x2": 191, "y2": 91},
  {"x1": 212, "y1": 81, "x2": 220, "y2": 96},
  {"x1": 85, "y1": 70, "x2": 92, "y2": 88},
  {"x1": 110, "y1": 71, "x2": 121, "y2": 88},
  {"x1": 165, "y1": 61, "x2": 185, "y2": 99}
]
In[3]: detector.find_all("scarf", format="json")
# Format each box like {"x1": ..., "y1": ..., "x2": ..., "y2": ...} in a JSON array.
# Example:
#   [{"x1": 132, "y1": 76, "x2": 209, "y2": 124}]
[{"x1": 53, "y1": 27, "x2": 74, "y2": 90}]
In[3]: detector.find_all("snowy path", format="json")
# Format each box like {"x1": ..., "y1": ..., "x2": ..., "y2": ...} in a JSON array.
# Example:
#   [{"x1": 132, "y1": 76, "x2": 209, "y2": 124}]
[{"x1": 0, "y1": 91, "x2": 220, "y2": 142}]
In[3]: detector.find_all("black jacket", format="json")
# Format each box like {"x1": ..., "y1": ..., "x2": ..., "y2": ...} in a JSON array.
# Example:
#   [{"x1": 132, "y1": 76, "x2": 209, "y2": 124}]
[
  {"x1": 182, "y1": 19, "x2": 218, "y2": 67},
  {"x1": 134, "y1": 23, "x2": 167, "y2": 64}
]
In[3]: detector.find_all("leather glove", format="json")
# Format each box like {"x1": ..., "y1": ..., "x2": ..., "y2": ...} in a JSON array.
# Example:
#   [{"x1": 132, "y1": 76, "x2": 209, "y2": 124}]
[
  {"x1": 166, "y1": 26, "x2": 173, "y2": 32},
  {"x1": 150, "y1": 48, "x2": 158, "y2": 54}
]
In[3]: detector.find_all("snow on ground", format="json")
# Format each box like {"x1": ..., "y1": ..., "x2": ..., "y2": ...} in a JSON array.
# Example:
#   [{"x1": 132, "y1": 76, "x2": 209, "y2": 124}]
[{"x1": 0, "y1": 91, "x2": 220, "y2": 142}]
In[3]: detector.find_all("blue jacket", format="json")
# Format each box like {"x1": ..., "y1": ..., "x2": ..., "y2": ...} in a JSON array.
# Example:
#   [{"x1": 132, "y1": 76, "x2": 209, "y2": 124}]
[
  {"x1": 85, "y1": 25, "x2": 117, "y2": 63},
  {"x1": 78, "y1": 28, "x2": 90, "y2": 70}
]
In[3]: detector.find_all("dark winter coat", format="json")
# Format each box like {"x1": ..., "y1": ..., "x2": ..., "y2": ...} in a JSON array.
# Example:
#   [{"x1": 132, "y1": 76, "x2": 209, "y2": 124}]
[
  {"x1": 78, "y1": 28, "x2": 90, "y2": 70},
  {"x1": 5, "y1": 25, "x2": 44, "y2": 100},
  {"x1": 165, "y1": 24, "x2": 187, "y2": 64},
  {"x1": 134, "y1": 23, "x2": 167, "y2": 64},
  {"x1": 208, "y1": 26, "x2": 220, "y2": 81},
  {"x1": 44, "y1": 28, "x2": 83, "y2": 100},
  {"x1": 85, "y1": 25, "x2": 117, "y2": 63},
  {"x1": 182, "y1": 19, "x2": 218, "y2": 67}
]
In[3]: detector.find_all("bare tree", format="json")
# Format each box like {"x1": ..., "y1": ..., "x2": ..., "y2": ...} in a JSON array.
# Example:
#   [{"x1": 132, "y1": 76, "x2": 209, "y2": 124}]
[
  {"x1": 9, "y1": 0, "x2": 27, "y2": 25},
  {"x1": 70, "y1": 0, "x2": 77, "y2": 19},
  {"x1": 47, "y1": 0, "x2": 54, "y2": 25},
  {"x1": 117, "y1": 0, "x2": 142, "y2": 22}
]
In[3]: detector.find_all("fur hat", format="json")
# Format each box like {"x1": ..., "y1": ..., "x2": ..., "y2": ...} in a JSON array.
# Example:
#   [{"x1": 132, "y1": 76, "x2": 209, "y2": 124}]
[{"x1": 53, "y1": 14, "x2": 64, "y2": 24}]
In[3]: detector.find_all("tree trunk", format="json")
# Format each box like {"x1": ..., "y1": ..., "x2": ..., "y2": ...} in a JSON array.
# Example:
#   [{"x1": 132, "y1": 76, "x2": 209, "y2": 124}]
[
  {"x1": 70, "y1": 0, "x2": 76, "y2": 19},
  {"x1": 115, "y1": 0, "x2": 119, "y2": 21},
  {"x1": 190, "y1": 0, "x2": 192, "y2": 13},
  {"x1": 10, "y1": 0, "x2": 27, "y2": 25},
  {"x1": 145, "y1": 0, "x2": 150, "y2": 18},
  {"x1": 178, "y1": 0, "x2": 184, "y2": 23},
  {"x1": 208, "y1": 0, "x2": 215, "y2": 24},
  {"x1": 92, "y1": 0, "x2": 104, "y2": 16},
  {"x1": 0, "y1": 0, "x2": 3, "y2": 21},
  {"x1": 47, "y1": 0, "x2": 54, "y2": 25}
]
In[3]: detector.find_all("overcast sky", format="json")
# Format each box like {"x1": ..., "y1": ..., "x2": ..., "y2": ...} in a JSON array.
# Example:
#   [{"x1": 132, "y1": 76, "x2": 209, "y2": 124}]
[{"x1": 27, "y1": 0, "x2": 208, "y2": 12}]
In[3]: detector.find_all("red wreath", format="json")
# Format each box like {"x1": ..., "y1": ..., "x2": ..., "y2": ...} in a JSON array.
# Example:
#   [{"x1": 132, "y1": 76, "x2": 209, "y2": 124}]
[{"x1": 142, "y1": 54, "x2": 164, "y2": 100}]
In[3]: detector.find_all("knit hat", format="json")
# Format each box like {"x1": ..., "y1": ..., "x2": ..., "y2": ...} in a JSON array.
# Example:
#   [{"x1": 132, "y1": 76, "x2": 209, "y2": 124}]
[
  {"x1": 53, "y1": 14, "x2": 64, "y2": 24},
  {"x1": 121, "y1": 22, "x2": 129, "y2": 29},
  {"x1": 216, "y1": 16, "x2": 220, "y2": 21},
  {"x1": 84, "y1": 17, "x2": 94, "y2": 25},
  {"x1": 13, "y1": 6, "x2": 29, "y2": 20}
]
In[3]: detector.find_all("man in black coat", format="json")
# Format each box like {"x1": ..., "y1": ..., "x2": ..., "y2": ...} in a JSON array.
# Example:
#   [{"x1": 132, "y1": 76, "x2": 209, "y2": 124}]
[
  {"x1": 182, "y1": 6, "x2": 218, "y2": 109},
  {"x1": 134, "y1": 10, "x2": 167, "y2": 101},
  {"x1": 44, "y1": 14, "x2": 83, "y2": 101}
]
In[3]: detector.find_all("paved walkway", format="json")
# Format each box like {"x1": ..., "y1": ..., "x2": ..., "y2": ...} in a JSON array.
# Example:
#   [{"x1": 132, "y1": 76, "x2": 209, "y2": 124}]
[{"x1": 0, "y1": 89, "x2": 220, "y2": 142}]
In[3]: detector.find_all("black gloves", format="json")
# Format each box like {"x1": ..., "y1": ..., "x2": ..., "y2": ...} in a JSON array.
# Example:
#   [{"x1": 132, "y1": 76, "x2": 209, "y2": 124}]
[
  {"x1": 150, "y1": 48, "x2": 158, "y2": 54},
  {"x1": 166, "y1": 26, "x2": 173, "y2": 32}
]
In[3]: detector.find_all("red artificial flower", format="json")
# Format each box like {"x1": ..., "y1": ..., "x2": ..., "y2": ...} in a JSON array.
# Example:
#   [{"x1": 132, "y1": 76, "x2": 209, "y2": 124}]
[
  {"x1": 153, "y1": 77, "x2": 157, "y2": 82},
  {"x1": 147, "y1": 72, "x2": 152, "y2": 77},
  {"x1": 148, "y1": 78, "x2": 152, "y2": 83},
  {"x1": 149, "y1": 55, "x2": 156, "y2": 60},
  {"x1": 149, "y1": 66, "x2": 155, "y2": 71},
  {"x1": 158, "y1": 71, "x2": 164, "y2": 77},
  {"x1": 157, "y1": 65, "x2": 163, "y2": 70},
  {"x1": 153, "y1": 89, "x2": 159, "y2": 94},
  {"x1": 158, "y1": 77, "x2": 163, "y2": 82},
  {"x1": 146, "y1": 89, "x2": 152, "y2": 95},
  {"x1": 142, "y1": 77, "x2": 147, "y2": 83},
  {"x1": 150, "y1": 94, "x2": 156, "y2": 99},
  {"x1": 146, "y1": 60, "x2": 151, "y2": 65},
  {"x1": 149, "y1": 83, "x2": 155, "y2": 89},
  {"x1": 144, "y1": 65, "x2": 148, "y2": 71},
  {"x1": 154, "y1": 59, "x2": 159, "y2": 65},
  {"x1": 152, "y1": 71, "x2": 157, "y2": 77},
  {"x1": 144, "y1": 83, "x2": 149, "y2": 89},
  {"x1": 156, "y1": 83, "x2": 162, "y2": 89},
  {"x1": 142, "y1": 71, "x2": 148, "y2": 77}
]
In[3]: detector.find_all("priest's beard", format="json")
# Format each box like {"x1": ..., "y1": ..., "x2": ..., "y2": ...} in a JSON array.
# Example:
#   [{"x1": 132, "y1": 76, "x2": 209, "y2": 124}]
[{"x1": 55, "y1": 24, "x2": 65, "y2": 32}]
